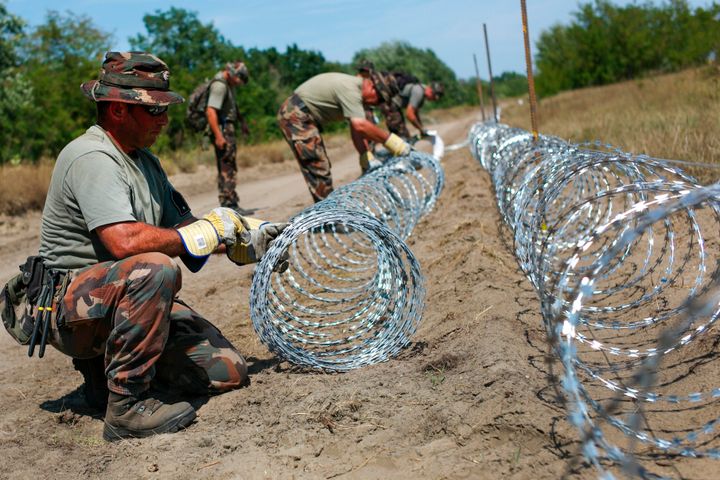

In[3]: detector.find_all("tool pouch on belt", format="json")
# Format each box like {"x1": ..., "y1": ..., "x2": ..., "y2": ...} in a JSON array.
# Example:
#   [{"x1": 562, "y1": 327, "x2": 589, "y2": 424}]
[{"x1": 0, "y1": 256, "x2": 68, "y2": 346}]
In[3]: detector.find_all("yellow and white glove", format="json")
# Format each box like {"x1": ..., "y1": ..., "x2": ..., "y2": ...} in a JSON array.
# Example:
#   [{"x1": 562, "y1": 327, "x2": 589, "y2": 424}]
[
  {"x1": 359, "y1": 150, "x2": 374, "y2": 173},
  {"x1": 177, "y1": 207, "x2": 244, "y2": 257},
  {"x1": 227, "y1": 218, "x2": 290, "y2": 272},
  {"x1": 383, "y1": 133, "x2": 412, "y2": 157}
]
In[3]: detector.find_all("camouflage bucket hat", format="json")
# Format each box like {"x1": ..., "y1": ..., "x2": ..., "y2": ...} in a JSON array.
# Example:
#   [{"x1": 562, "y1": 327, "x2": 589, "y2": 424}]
[
  {"x1": 370, "y1": 71, "x2": 398, "y2": 106},
  {"x1": 81, "y1": 51, "x2": 184, "y2": 106},
  {"x1": 355, "y1": 59, "x2": 375, "y2": 73},
  {"x1": 227, "y1": 61, "x2": 249, "y2": 83}
]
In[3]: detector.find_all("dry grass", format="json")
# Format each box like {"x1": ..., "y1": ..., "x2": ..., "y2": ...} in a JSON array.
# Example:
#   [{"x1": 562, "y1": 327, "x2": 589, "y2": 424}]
[
  {"x1": 502, "y1": 66, "x2": 720, "y2": 184},
  {"x1": 236, "y1": 140, "x2": 294, "y2": 167},
  {"x1": 425, "y1": 105, "x2": 480, "y2": 124},
  {"x1": 161, "y1": 138, "x2": 294, "y2": 176},
  {"x1": 0, "y1": 138, "x2": 298, "y2": 215},
  {"x1": 0, "y1": 161, "x2": 54, "y2": 216}
]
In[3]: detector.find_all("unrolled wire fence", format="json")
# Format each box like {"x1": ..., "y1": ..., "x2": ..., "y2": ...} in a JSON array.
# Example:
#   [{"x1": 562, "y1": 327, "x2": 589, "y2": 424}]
[
  {"x1": 469, "y1": 121, "x2": 720, "y2": 478},
  {"x1": 250, "y1": 151, "x2": 444, "y2": 371}
]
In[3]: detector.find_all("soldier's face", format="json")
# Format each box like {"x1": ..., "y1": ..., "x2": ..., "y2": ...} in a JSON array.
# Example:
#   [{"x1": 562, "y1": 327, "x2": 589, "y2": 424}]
[
  {"x1": 361, "y1": 79, "x2": 379, "y2": 105},
  {"x1": 425, "y1": 86, "x2": 438, "y2": 101},
  {"x1": 126, "y1": 104, "x2": 169, "y2": 149}
]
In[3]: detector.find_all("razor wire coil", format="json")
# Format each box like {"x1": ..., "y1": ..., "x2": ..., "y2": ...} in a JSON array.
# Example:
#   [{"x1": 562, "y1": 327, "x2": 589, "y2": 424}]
[
  {"x1": 249, "y1": 151, "x2": 444, "y2": 371},
  {"x1": 469, "y1": 121, "x2": 720, "y2": 478}
]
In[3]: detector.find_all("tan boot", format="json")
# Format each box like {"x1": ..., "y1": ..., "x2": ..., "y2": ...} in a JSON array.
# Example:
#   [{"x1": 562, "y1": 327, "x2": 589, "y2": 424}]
[{"x1": 103, "y1": 392, "x2": 196, "y2": 441}]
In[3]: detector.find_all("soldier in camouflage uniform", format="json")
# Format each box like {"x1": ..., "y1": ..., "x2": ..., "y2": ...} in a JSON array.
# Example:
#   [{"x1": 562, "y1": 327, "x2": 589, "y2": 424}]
[
  {"x1": 277, "y1": 69, "x2": 413, "y2": 202},
  {"x1": 205, "y1": 61, "x2": 253, "y2": 214},
  {"x1": 1, "y1": 52, "x2": 288, "y2": 441},
  {"x1": 383, "y1": 76, "x2": 444, "y2": 141}
]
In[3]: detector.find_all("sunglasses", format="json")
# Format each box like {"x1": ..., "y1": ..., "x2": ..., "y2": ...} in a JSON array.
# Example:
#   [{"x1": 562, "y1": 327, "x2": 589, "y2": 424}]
[{"x1": 142, "y1": 105, "x2": 168, "y2": 116}]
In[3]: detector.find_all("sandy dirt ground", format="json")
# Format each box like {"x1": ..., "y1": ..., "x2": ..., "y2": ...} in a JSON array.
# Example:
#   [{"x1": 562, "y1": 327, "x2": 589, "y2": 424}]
[{"x1": 0, "y1": 110, "x2": 603, "y2": 480}]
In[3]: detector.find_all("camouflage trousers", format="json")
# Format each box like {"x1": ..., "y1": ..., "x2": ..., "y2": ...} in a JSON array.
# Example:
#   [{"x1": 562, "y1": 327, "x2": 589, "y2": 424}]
[
  {"x1": 213, "y1": 122, "x2": 240, "y2": 208},
  {"x1": 277, "y1": 94, "x2": 333, "y2": 203},
  {"x1": 380, "y1": 102, "x2": 410, "y2": 140},
  {"x1": 49, "y1": 252, "x2": 247, "y2": 396}
]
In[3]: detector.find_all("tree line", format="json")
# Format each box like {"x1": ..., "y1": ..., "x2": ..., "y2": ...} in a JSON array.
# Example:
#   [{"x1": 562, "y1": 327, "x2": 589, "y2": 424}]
[
  {"x1": 0, "y1": 5, "x2": 528, "y2": 164},
  {"x1": 535, "y1": 0, "x2": 720, "y2": 96}
]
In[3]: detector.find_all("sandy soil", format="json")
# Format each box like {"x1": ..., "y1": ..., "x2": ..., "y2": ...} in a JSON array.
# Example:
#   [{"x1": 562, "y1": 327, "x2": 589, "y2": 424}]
[{"x1": 0, "y1": 111, "x2": 598, "y2": 479}]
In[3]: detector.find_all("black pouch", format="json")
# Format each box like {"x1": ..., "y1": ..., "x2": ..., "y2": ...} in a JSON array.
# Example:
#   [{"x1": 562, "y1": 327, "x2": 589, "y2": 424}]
[
  {"x1": 0, "y1": 272, "x2": 34, "y2": 345},
  {"x1": 22, "y1": 256, "x2": 45, "y2": 304}
]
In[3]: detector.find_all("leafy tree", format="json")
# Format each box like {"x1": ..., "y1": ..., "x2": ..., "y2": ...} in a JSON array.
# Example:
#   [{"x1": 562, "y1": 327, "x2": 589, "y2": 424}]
[
  {"x1": 0, "y1": 1, "x2": 23, "y2": 70},
  {"x1": 130, "y1": 8, "x2": 237, "y2": 147},
  {"x1": 535, "y1": 0, "x2": 720, "y2": 96},
  {"x1": 19, "y1": 10, "x2": 112, "y2": 159},
  {"x1": 352, "y1": 41, "x2": 462, "y2": 107},
  {"x1": 0, "y1": 2, "x2": 28, "y2": 163}
]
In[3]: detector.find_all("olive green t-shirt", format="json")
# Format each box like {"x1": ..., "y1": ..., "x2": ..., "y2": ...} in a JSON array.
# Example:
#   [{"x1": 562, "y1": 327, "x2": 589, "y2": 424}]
[
  {"x1": 207, "y1": 72, "x2": 237, "y2": 123},
  {"x1": 294, "y1": 73, "x2": 366, "y2": 126},
  {"x1": 39, "y1": 125, "x2": 193, "y2": 270},
  {"x1": 400, "y1": 83, "x2": 426, "y2": 110}
]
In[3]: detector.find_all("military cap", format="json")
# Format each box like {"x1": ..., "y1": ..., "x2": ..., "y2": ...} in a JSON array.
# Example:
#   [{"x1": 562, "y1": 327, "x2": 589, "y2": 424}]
[
  {"x1": 430, "y1": 82, "x2": 445, "y2": 98},
  {"x1": 226, "y1": 61, "x2": 249, "y2": 83},
  {"x1": 81, "y1": 51, "x2": 184, "y2": 106},
  {"x1": 356, "y1": 59, "x2": 375, "y2": 73}
]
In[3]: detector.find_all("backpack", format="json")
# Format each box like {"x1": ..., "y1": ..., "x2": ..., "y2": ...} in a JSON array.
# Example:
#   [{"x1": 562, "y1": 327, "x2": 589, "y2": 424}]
[
  {"x1": 185, "y1": 78, "x2": 225, "y2": 132},
  {"x1": 392, "y1": 72, "x2": 420, "y2": 92}
]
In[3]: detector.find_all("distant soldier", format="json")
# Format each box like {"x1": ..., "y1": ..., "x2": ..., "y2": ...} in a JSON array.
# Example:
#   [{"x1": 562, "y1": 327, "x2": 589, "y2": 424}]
[
  {"x1": 382, "y1": 73, "x2": 444, "y2": 140},
  {"x1": 205, "y1": 61, "x2": 253, "y2": 214},
  {"x1": 277, "y1": 70, "x2": 411, "y2": 202},
  {"x1": 0, "y1": 52, "x2": 287, "y2": 441}
]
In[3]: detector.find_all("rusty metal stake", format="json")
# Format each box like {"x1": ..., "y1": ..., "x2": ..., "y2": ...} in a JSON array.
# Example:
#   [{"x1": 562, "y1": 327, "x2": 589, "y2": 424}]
[{"x1": 521, "y1": 0, "x2": 540, "y2": 141}]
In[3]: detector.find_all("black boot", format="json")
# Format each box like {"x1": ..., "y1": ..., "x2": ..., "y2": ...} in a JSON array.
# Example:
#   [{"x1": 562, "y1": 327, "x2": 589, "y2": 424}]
[{"x1": 72, "y1": 356, "x2": 110, "y2": 411}]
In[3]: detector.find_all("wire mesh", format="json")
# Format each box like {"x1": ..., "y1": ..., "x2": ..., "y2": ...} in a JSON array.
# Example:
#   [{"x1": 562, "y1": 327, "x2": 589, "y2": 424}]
[
  {"x1": 249, "y1": 151, "x2": 444, "y2": 371},
  {"x1": 469, "y1": 121, "x2": 720, "y2": 478}
]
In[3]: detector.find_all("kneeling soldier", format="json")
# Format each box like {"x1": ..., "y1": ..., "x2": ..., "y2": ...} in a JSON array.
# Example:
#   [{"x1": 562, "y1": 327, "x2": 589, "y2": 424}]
[{"x1": 0, "y1": 52, "x2": 287, "y2": 441}]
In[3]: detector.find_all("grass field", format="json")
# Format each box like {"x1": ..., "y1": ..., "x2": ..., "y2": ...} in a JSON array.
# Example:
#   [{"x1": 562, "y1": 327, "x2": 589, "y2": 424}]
[{"x1": 502, "y1": 66, "x2": 720, "y2": 184}]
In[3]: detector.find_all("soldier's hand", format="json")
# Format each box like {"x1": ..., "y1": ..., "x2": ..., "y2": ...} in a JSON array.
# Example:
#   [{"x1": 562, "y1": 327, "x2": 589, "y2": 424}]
[
  {"x1": 177, "y1": 207, "x2": 244, "y2": 257},
  {"x1": 214, "y1": 135, "x2": 228, "y2": 151},
  {"x1": 227, "y1": 222, "x2": 290, "y2": 272},
  {"x1": 383, "y1": 133, "x2": 412, "y2": 157}
]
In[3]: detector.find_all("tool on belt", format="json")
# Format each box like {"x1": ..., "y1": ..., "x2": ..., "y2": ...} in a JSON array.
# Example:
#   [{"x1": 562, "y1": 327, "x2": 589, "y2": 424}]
[{"x1": 1, "y1": 256, "x2": 67, "y2": 357}]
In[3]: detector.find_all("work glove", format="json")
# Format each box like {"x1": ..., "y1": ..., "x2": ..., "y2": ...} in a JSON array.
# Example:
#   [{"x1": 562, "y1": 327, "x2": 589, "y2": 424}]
[
  {"x1": 359, "y1": 151, "x2": 383, "y2": 174},
  {"x1": 177, "y1": 207, "x2": 244, "y2": 257},
  {"x1": 227, "y1": 220, "x2": 290, "y2": 272},
  {"x1": 383, "y1": 133, "x2": 412, "y2": 157}
]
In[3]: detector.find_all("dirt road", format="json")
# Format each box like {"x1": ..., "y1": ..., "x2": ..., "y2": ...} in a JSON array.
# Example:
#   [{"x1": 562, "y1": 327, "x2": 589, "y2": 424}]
[{"x1": 0, "y1": 111, "x2": 591, "y2": 479}]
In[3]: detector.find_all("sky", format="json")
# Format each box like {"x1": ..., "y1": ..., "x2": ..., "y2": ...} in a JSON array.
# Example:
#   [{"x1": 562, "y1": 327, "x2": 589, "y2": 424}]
[{"x1": 5, "y1": 0, "x2": 716, "y2": 79}]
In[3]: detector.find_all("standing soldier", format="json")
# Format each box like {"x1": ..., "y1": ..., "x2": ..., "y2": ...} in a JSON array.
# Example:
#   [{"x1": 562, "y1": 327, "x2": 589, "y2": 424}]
[
  {"x1": 277, "y1": 70, "x2": 411, "y2": 203},
  {"x1": 382, "y1": 74, "x2": 444, "y2": 140},
  {"x1": 0, "y1": 52, "x2": 287, "y2": 441},
  {"x1": 206, "y1": 61, "x2": 253, "y2": 214}
]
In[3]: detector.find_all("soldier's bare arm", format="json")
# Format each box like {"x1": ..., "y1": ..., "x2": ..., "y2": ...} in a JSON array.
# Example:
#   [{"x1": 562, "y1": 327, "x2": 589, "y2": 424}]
[
  {"x1": 349, "y1": 117, "x2": 391, "y2": 147},
  {"x1": 95, "y1": 221, "x2": 186, "y2": 259},
  {"x1": 206, "y1": 107, "x2": 227, "y2": 150},
  {"x1": 405, "y1": 105, "x2": 423, "y2": 132}
]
